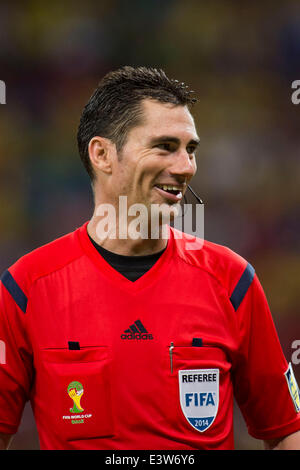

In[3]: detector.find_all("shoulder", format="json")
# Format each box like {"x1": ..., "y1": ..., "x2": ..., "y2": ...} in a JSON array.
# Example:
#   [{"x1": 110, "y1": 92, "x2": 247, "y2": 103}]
[
  {"x1": 1, "y1": 224, "x2": 85, "y2": 302},
  {"x1": 170, "y1": 227, "x2": 255, "y2": 309}
]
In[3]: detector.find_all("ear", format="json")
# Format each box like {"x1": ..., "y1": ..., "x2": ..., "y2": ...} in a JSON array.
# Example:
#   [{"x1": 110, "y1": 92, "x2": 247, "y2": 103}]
[{"x1": 88, "y1": 137, "x2": 114, "y2": 175}]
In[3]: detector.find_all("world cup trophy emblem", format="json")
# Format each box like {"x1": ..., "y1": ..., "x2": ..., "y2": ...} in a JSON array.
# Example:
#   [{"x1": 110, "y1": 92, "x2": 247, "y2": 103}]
[{"x1": 68, "y1": 381, "x2": 84, "y2": 413}]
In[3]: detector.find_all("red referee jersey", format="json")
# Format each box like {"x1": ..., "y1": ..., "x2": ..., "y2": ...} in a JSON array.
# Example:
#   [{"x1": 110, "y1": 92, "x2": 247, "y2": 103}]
[{"x1": 0, "y1": 223, "x2": 299, "y2": 450}]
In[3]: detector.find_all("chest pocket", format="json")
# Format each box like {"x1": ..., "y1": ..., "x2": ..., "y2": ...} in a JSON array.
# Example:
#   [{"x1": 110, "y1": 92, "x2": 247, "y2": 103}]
[
  {"x1": 36, "y1": 347, "x2": 114, "y2": 442},
  {"x1": 165, "y1": 345, "x2": 233, "y2": 444}
]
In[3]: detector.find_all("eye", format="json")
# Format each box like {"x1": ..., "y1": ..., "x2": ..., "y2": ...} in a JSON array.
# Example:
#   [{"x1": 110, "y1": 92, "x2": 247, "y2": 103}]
[
  {"x1": 155, "y1": 143, "x2": 173, "y2": 152},
  {"x1": 186, "y1": 145, "x2": 197, "y2": 155}
]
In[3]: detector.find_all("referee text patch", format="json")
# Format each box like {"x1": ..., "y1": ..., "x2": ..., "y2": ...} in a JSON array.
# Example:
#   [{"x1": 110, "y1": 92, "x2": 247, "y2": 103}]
[{"x1": 178, "y1": 369, "x2": 219, "y2": 432}]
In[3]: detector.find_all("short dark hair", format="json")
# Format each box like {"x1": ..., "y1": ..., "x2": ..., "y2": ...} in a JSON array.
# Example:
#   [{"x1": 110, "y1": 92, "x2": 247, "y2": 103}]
[{"x1": 77, "y1": 66, "x2": 197, "y2": 182}]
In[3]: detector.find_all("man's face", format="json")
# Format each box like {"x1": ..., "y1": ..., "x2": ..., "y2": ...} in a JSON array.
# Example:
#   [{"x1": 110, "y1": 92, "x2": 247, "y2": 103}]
[{"x1": 109, "y1": 99, "x2": 199, "y2": 214}]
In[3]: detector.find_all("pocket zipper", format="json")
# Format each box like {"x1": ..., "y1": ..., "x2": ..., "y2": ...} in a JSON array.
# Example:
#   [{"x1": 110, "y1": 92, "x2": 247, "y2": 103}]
[
  {"x1": 169, "y1": 340, "x2": 205, "y2": 374},
  {"x1": 169, "y1": 342, "x2": 174, "y2": 374}
]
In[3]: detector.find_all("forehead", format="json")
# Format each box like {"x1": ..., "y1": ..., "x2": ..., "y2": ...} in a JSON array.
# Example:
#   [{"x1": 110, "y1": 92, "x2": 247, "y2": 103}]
[{"x1": 134, "y1": 99, "x2": 198, "y2": 141}]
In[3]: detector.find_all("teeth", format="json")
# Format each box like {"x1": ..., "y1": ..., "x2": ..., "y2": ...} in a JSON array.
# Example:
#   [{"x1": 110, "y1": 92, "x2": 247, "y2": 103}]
[{"x1": 157, "y1": 184, "x2": 181, "y2": 191}]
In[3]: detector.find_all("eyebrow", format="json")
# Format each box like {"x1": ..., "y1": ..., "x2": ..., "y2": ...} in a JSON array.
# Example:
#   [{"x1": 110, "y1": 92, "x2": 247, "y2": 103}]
[{"x1": 149, "y1": 135, "x2": 200, "y2": 147}]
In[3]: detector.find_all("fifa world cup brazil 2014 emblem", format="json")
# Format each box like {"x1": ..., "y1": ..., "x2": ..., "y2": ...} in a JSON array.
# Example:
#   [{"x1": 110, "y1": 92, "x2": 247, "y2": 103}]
[{"x1": 68, "y1": 381, "x2": 84, "y2": 413}]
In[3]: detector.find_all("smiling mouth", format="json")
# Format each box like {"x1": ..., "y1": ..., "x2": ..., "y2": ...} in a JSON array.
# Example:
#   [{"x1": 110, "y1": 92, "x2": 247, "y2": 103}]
[{"x1": 154, "y1": 184, "x2": 184, "y2": 201}]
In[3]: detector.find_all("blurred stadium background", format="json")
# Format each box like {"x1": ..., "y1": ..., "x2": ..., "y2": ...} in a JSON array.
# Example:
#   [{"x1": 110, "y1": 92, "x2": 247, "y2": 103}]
[{"x1": 0, "y1": 0, "x2": 300, "y2": 450}]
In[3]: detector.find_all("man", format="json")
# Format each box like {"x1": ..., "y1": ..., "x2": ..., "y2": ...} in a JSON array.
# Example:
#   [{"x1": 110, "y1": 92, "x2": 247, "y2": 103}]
[{"x1": 0, "y1": 66, "x2": 300, "y2": 450}]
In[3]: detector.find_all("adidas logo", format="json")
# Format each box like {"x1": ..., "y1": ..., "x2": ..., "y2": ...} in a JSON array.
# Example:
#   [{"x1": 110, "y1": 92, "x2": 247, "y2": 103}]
[{"x1": 121, "y1": 320, "x2": 153, "y2": 340}]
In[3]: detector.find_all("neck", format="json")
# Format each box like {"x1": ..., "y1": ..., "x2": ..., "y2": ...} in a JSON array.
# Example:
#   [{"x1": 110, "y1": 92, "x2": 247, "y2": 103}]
[
  {"x1": 87, "y1": 213, "x2": 168, "y2": 257},
  {"x1": 89, "y1": 188, "x2": 175, "y2": 255}
]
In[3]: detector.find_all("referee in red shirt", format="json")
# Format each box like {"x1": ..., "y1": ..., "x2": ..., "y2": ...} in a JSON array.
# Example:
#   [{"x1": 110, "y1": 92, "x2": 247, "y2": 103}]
[{"x1": 0, "y1": 66, "x2": 300, "y2": 450}]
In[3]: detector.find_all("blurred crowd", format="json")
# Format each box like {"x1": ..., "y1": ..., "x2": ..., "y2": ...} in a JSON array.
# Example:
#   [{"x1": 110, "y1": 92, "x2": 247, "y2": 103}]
[{"x1": 0, "y1": 0, "x2": 299, "y2": 450}]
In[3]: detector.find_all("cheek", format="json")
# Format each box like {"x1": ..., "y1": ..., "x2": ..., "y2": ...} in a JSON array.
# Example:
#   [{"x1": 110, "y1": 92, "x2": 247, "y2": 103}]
[
  {"x1": 130, "y1": 165, "x2": 155, "y2": 188},
  {"x1": 114, "y1": 161, "x2": 132, "y2": 186},
  {"x1": 139, "y1": 157, "x2": 165, "y2": 182},
  {"x1": 115, "y1": 167, "x2": 143, "y2": 196},
  {"x1": 116, "y1": 153, "x2": 162, "y2": 192}
]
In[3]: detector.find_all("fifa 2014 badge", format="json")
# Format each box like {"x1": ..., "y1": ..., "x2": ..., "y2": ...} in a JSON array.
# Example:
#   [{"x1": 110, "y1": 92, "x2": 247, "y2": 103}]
[
  {"x1": 62, "y1": 381, "x2": 92, "y2": 424},
  {"x1": 178, "y1": 369, "x2": 219, "y2": 432},
  {"x1": 284, "y1": 363, "x2": 300, "y2": 413},
  {"x1": 68, "y1": 381, "x2": 84, "y2": 413}
]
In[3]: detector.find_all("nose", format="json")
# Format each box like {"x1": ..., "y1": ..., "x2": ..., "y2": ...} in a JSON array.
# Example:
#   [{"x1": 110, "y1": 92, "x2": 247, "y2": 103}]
[{"x1": 169, "y1": 150, "x2": 196, "y2": 180}]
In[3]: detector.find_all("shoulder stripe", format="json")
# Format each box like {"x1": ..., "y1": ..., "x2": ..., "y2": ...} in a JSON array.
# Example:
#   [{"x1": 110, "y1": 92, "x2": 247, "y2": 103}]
[
  {"x1": 230, "y1": 263, "x2": 255, "y2": 311},
  {"x1": 0, "y1": 270, "x2": 28, "y2": 313}
]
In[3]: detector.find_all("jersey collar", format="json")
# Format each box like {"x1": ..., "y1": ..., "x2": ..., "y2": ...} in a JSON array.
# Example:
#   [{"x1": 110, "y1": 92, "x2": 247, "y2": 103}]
[{"x1": 77, "y1": 221, "x2": 175, "y2": 293}]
